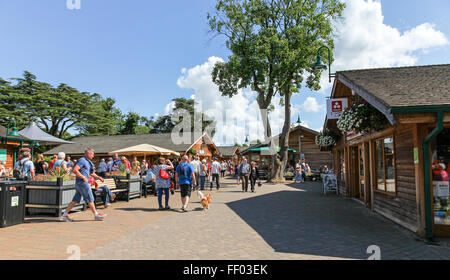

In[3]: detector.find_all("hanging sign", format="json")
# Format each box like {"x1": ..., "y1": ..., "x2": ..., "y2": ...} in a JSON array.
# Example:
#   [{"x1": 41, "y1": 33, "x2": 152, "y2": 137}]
[{"x1": 327, "y1": 98, "x2": 348, "y2": 119}]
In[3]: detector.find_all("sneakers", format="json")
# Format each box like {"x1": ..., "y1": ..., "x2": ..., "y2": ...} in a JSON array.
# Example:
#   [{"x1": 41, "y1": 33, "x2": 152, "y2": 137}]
[
  {"x1": 95, "y1": 213, "x2": 107, "y2": 221},
  {"x1": 159, "y1": 206, "x2": 164, "y2": 210},
  {"x1": 165, "y1": 206, "x2": 171, "y2": 210},
  {"x1": 181, "y1": 206, "x2": 188, "y2": 212},
  {"x1": 59, "y1": 214, "x2": 73, "y2": 222}
]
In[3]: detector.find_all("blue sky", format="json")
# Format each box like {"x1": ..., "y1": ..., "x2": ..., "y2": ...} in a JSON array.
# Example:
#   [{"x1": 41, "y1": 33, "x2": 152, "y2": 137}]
[{"x1": 0, "y1": 0, "x2": 449, "y2": 144}]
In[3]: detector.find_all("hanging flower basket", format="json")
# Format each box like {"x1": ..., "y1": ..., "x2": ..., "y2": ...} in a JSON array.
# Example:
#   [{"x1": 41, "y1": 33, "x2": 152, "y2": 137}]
[
  {"x1": 336, "y1": 98, "x2": 386, "y2": 134},
  {"x1": 315, "y1": 129, "x2": 339, "y2": 148}
]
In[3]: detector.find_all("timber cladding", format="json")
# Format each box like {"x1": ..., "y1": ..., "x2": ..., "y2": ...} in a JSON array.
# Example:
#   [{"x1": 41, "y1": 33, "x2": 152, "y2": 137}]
[{"x1": 373, "y1": 126, "x2": 418, "y2": 232}]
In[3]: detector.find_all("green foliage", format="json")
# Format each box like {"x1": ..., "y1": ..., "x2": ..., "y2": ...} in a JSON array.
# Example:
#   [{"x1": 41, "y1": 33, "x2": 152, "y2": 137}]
[
  {"x1": 188, "y1": 148, "x2": 197, "y2": 155},
  {"x1": 0, "y1": 71, "x2": 125, "y2": 139},
  {"x1": 151, "y1": 97, "x2": 216, "y2": 136},
  {"x1": 208, "y1": 0, "x2": 345, "y2": 178}
]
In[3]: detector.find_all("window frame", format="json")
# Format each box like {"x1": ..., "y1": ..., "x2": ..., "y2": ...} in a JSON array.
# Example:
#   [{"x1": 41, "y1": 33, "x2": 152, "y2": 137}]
[{"x1": 373, "y1": 135, "x2": 397, "y2": 196}]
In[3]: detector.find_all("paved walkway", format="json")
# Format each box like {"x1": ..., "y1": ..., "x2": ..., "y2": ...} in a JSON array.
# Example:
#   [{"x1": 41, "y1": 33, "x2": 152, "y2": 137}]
[
  {"x1": 85, "y1": 179, "x2": 450, "y2": 260},
  {"x1": 2, "y1": 178, "x2": 450, "y2": 259}
]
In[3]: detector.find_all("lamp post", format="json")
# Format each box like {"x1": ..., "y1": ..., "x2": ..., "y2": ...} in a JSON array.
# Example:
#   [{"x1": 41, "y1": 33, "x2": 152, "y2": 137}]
[
  {"x1": 5, "y1": 118, "x2": 20, "y2": 140},
  {"x1": 312, "y1": 46, "x2": 336, "y2": 83}
]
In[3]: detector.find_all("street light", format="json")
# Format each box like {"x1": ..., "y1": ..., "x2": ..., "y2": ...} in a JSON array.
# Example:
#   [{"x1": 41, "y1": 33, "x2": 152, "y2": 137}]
[
  {"x1": 6, "y1": 118, "x2": 20, "y2": 138},
  {"x1": 312, "y1": 46, "x2": 336, "y2": 83}
]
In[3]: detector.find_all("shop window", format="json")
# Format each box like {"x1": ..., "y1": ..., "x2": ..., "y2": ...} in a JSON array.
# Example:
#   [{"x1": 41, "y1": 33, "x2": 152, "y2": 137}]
[
  {"x1": 375, "y1": 137, "x2": 396, "y2": 193},
  {"x1": 431, "y1": 128, "x2": 450, "y2": 225}
]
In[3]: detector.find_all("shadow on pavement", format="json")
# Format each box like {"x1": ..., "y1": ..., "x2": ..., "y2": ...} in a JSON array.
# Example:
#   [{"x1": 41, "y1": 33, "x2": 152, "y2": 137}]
[{"x1": 226, "y1": 181, "x2": 422, "y2": 259}]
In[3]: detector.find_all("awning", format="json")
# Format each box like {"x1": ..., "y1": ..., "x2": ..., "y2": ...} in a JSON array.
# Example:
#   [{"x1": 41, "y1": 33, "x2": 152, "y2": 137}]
[
  {"x1": 109, "y1": 144, "x2": 180, "y2": 157},
  {"x1": 18, "y1": 122, "x2": 74, "y2": 145},
  {"x1": 247, "y1": 146, "x2": 297, "y2": 153}
]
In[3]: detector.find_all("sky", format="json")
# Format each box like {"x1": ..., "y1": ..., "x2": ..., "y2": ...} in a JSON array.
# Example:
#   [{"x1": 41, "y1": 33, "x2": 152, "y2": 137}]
[{"x1": 0, "y1": 0, "x2": 449, "y2": 145}]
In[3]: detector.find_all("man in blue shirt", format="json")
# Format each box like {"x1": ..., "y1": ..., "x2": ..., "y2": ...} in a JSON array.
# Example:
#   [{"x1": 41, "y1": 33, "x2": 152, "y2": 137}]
[
  {"x1": 14, "y1": 152, "x2": 35, "y2": 180},
  {"x1": 60, "y1": 148, "x2": 107, "y2": 222},
  {"x1": 112, "y1": 153, "x2": 121, "y2": 171},
  {"x1": 175, "y1": 155, "x2": 196, "y2": 212}
]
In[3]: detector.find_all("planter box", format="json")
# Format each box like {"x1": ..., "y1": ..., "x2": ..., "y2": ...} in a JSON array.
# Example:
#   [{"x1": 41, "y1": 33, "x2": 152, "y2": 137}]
[
  {"x1": 114, "y1": 175, "x2": 142, "y2": 202},
  {"x1": 25, "y1": 178, "x2": 86, "y2": 217}
]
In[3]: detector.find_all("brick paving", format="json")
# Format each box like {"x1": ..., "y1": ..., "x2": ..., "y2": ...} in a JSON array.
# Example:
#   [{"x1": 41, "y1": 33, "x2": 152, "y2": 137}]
[{"x1": 2, "y1": 178, "x2": 450, "y2": 259}]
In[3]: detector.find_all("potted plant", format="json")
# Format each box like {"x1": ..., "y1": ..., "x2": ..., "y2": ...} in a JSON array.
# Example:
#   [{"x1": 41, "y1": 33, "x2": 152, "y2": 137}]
[{"x1": 284, "y1": 172, "x2": 295, "y2": 180}]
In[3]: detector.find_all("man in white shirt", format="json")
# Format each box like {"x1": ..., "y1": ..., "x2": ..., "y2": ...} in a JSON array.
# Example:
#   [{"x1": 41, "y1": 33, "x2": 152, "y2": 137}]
[
  {"x1": 190, "y1": 155, "x2": 201, "y2": 191},
  {"x1": 220, "y1": 161, "x2": 227, "y2": 177},
  {"x1": 211, "y1": 158, "x2": 221, "y2": 190}
]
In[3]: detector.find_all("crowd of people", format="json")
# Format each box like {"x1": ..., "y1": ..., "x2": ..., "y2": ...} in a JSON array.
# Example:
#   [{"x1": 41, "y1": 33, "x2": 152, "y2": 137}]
[{"x1": 1, "y1": 148, "x2": 317, "y2": 223}]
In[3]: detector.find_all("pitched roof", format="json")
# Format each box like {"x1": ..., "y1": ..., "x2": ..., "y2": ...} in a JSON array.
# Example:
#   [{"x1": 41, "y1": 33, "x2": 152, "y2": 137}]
[
  {"x1": 43, "y1": 132, "x2": 211, "y2": 155},
  {"x1": 217, "y1": 146, "x2": 239, "y2": 157},
  {"x1": 337, "y1": 64, "x2": 450, "y2": 109},
  {"x1": 0, "y1": 125, "x2": 32, "y2": 142}
]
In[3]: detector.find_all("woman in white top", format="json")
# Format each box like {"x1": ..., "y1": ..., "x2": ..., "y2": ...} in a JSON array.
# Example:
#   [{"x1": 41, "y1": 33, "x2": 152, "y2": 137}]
[{"x1": 199, "y1": 159, "x2": 208, "y2": 190}]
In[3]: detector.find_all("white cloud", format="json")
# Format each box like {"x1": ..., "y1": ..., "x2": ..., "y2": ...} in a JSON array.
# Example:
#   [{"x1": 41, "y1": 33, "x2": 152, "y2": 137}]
[
  {"x1": 301, "y1": 97, "x2": 325, "y2": 113},
  {"x1": 171, "y1": 0, "x2": 448, "y2": 144},
  {"x1": 318, "y1": 0, "x2": 448, "y2": 90},
  {"x1": 175, "y1": 57, "x2": 301, "y2": 145}
]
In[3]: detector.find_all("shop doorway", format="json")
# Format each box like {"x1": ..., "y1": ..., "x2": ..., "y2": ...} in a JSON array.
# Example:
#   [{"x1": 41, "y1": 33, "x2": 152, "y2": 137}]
[{"x1": 358, "y1": 144, "x2": 366, "y2": 202}]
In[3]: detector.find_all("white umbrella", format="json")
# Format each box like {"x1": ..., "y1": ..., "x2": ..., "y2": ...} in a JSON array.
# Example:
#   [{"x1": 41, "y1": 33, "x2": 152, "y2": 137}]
[{"x1": 109, "y1": 144, "x2": 180, "y2": 158}]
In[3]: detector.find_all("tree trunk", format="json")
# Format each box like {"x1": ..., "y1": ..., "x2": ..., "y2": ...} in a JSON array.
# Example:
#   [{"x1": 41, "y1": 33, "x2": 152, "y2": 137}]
[{"x1": 269, "y1": 90, "x2": 292, "y2": 183}]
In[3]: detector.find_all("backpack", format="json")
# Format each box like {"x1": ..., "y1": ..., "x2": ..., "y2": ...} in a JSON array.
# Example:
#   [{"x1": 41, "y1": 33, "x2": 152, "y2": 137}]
[{"x1": 13, "y1": 158, "x2": 29, "y2": 180}]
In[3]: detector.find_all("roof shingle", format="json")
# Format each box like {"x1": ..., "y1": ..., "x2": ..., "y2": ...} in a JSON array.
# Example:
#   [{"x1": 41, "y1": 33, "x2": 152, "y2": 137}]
[{"x1": 338, "y1": 64, "x2": 450, "y2": 108}]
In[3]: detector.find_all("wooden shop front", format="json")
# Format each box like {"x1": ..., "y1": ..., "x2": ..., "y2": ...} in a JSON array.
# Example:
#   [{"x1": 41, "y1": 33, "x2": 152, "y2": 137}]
[{"x1": 324, "y1": 64, "x2": 450, "y2": 238}]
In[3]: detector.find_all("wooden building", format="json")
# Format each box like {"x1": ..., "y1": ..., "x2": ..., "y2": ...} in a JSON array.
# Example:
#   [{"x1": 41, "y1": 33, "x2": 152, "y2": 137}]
[
  {"x1": 217, "y1": 146, "x2": 240, "y2": 160},
  {"x1": 44, "y1": 132, "x2": 219, "y2": 165},
  {"x1": 324, "y1": 64, "x2": 450, "y2": 238},
  {"x1": 240, "y1": 125, "x2": 333, "y2": 171},
  {"x1": 0, "y1": 125, "x2": 34, "y2": 170}
]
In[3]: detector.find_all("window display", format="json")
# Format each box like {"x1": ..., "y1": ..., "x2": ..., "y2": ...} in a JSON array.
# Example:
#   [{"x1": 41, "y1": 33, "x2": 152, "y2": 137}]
[
  {"x1": 375, "y1": 137, "x2": 396, "y2": 193},
  {"x1": 431, "y1": 128, "x2": 450, "y2": 225}
]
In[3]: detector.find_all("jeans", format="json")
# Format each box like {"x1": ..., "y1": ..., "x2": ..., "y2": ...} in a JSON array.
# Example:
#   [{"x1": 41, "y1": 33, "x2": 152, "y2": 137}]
[
  {"x1": 212, "y1": 173, "x2": 220, "y2": 190},
  {"x1": 250, "y1": 176, "x2": 257, "y2": 191},
  {"x1": 157, "y1": 188, "x2": 170, "y2": 207},
  {"x1": 96, "y1": 186, "x2": 114, "y2": 205},
  {"x1": 200, "y1": 175, "x2": 206, "y2": 190},
  {"x1": 73, "y1": 181, "x2": 94, "y2": 204},
  {"x1": 295, "y1": 171, "x2": 303, "y2": 182}
]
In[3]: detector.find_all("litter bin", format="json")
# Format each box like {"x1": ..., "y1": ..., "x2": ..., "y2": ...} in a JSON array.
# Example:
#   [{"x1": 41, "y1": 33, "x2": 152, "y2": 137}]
[{"x1": 0, "y1": 181, "x2": 27, "y2": 228}]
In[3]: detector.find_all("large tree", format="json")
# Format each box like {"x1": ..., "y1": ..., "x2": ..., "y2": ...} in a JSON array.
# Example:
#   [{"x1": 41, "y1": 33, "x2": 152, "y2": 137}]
[
  {"x1": 209, "y1": 0, "x2": 344, "y2": 182},
  {"x1": 0, "y1": 71, "x2": 125, "y2": 139}
]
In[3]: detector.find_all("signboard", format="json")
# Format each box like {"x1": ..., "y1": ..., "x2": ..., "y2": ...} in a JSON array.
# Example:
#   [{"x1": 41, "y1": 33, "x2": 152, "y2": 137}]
[
  {"x1": 414, "y1": 147, "x2": 419, "y2": 164},
  {"x1": 323, "y1": 174, "x2": 338, "y2": 194},
  {"x1": 434, "y1": 181, "x2": 449, "y2": 198},
  {"x1": 0, "y1": 149, "x2": 6, "y2": 162},
  {"x1": 327, "y1": 98, "x2": 348, "y2": 119},
  {"x1": 346, "y1": 131, "x2": 362, "y2": 141}
]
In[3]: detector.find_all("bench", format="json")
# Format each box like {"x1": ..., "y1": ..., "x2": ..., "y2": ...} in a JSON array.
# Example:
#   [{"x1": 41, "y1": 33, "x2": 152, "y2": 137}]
[
  {"x1": 258, "y1": 169, "x2": 269, "y2": 180},
  {"x1": 113, "y1": 177, "x2": 143, "y2": 202},
  {"x1": 141, "y1": 178, "x2": 157, "y2": 197},
  {"x1": 92, "y1": 178, "x2": 128, "y2": 206}
]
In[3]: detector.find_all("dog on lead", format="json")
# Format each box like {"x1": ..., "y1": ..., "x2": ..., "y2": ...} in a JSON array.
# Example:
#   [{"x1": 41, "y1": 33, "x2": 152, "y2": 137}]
[{"x1": 197, "y1": 191, "x2": 212, "y2": 211}]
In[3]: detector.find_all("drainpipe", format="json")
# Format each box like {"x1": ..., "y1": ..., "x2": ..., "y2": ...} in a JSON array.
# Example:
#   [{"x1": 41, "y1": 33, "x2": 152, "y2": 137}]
[{"x1": 423, "y1": 111, "x2": 444, "y2": 241}]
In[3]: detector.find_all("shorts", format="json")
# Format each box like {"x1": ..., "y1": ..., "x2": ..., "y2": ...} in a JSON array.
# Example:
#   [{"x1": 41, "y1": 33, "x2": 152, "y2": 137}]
[
  {"x1": 180, "y1": 184, "x2": 192, "y2": 197},
  {"x1": 72, "y1": 181, "x2": 95, "y2": 204}
]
